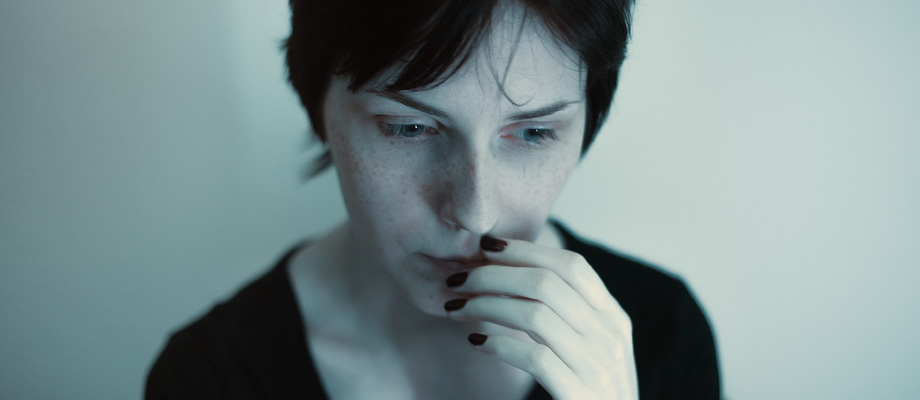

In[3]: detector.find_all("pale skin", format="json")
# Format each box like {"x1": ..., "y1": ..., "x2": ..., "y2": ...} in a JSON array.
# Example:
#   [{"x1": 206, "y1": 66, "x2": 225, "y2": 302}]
[{"x1": 287, "y1": 4, "x2": 638, "y2": 399}]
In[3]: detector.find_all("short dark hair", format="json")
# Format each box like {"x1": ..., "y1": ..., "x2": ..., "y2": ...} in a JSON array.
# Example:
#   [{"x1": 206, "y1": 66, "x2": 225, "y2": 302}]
[{"x1": 284, "y1": 0, "x2": 635, "y2": 176}]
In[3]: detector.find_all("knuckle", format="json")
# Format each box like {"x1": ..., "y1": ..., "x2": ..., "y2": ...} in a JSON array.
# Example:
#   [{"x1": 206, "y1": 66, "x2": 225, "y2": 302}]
[
  {"x1": 491, "y1": 336, "x2": 509, "y2": 356},
  {"x1": 566, "y1": 252, "x2": 594, "y2": 282},
  {"x1": 612, "y1": 310, "x2": 633, "y2": 333},
  {"x1": 527, "y1": 346, "x2": 555, "y2": 375},
  {"x1": 612, "y1": 343, "x2": 627, "y2": 361},
  {"x1": 621, "y1": 314, "x2": 633, "y2": 333},
  {"x1": 523, "y1": 302, "x2": 547, "y2": 326},
  {"x1": 582, "y1": 362, "x2": 611, "y2": 389},
  {"x1": 563, "y1": 252, "x2": 586, "y2": 269},
  {"x1": 593, "y1": 328, "x2": 632, "y2": 362},
  {"x1": 608, "y1": 336, "x2": 633, "y2": 362},
  {"x1": 530, "y1": 269, "x2": 556, "y2": 296}
]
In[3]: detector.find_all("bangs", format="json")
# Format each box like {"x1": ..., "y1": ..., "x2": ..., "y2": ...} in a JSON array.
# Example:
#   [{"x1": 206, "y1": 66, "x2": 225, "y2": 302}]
[{"x1": 335, "y1": 0, "x2": 500, "y2": 93}]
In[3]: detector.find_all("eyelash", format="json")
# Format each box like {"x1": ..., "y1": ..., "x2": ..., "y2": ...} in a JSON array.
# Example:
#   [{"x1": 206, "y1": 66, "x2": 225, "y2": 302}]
[
  {"x1": 515, "y1": 128, "x2": 559, "y2": 143},
  {"x1": 381, "y1": 123, "x2": 436, "y2": 138},
  {"x1": 380, "y1": 123, "x2": 559, "y2": 145}
]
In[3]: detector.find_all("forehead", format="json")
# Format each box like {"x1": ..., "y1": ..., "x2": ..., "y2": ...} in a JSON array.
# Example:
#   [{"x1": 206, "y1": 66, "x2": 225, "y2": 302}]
[{"x1": 367, "y1": 4, "x2": 585, "y2": 112}]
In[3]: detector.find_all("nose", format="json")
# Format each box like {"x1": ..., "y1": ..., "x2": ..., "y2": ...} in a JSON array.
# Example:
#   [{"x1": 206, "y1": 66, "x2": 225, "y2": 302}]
[{"x1": 438, "y1": 148, "x2": 498, "y2": 234}]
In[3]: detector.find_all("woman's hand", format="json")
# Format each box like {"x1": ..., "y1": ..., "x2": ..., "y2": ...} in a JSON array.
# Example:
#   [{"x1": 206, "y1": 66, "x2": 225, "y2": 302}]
[{"x1": 444, "y1": 236, "x2": 639, "y2": 400}]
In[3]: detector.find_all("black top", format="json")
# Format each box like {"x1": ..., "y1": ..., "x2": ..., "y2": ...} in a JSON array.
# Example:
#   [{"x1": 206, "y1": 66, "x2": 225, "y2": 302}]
[{"x1": 146, "y1": 222, "x2": 720, "y2": 399}]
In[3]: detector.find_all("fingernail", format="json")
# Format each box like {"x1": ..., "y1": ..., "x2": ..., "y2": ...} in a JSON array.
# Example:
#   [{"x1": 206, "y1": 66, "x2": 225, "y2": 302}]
[
  {"x1": 480, "y1": 236, "x2": 507, "y2": 252},
  {"x1": 444, "y1": 298, "x2": 467, "y2": 312},
  {"x1": 468, "y1": 333, "x2": 487, "y2": 346},
  {"x1": 446, "y1": 272, "x2": 468, "y2": 288}
]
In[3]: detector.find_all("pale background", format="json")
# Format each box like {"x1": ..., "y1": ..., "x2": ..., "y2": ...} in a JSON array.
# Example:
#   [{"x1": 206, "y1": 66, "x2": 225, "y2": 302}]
[{"x1": 1, "y1": 0, "x2": 918, "y2": 399}]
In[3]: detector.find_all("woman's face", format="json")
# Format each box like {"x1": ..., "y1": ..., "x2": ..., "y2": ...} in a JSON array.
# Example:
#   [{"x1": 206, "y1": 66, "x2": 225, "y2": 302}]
[{"x1": 322, "y1": 12, "x2": 586, "y2": 315}]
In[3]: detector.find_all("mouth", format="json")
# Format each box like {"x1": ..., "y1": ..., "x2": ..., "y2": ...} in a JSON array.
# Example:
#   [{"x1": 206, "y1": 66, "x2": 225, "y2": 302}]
[{"x1": 421, "y1": 254, "x2": 489, "y2": 274}]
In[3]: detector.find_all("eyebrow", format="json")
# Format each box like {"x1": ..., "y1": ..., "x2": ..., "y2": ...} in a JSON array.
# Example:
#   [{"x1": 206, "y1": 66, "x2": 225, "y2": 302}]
[
  {"x1": 368, "y1": 89, "x2": 450, "y2": 120},
  {"x1": 506, "y1": 100, "x2": 580, "y2": 121},
  {"x1": 368, "y1": 88, "x2": 580, "y2": 121}
]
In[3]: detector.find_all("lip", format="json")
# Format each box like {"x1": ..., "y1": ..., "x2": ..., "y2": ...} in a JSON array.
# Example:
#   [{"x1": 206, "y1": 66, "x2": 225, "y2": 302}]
[{"x1": 421, "y1": 254, "x2": 489, "y2": 274}]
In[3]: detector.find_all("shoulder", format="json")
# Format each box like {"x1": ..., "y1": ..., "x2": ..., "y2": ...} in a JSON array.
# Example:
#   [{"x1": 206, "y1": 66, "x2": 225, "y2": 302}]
[
  {"x1": 552, "y1": 221, "x2": 721, "y2": 399},
  {"x1": 145, "y1": 244, "x2": 313, "y2": 399}
]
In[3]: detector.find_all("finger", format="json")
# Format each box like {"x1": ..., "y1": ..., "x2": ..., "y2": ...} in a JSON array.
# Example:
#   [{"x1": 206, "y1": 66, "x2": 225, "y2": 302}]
[
  {"x1": 446, "y1": 295, "x2": 598, "y2": 374},
  {"x1": 481, "y1": 236, "x2": 616, "y2": 311},
  {"x1": 468, "y1": 333, "x2": 587, "y2": 400},
  {"x1": 449, "y1": 265, "x2": 602, "y2": 334}
]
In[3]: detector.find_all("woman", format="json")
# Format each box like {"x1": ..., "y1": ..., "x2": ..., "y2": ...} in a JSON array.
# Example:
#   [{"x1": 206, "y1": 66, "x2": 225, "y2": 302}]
[{"x1": 147, "y1": 0, "x2": 720, "y2": 399}]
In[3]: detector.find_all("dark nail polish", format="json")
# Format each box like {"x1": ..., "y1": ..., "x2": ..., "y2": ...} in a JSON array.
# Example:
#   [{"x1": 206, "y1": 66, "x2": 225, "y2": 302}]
[
  {"x1": 468, "y1": 333, "x2": 487, "y2": 346},
  {"x1": 446, "y1": 272, "x2": 468, "y2": 288},
  {"x1": 444, "y1": 298, "x2": 467, "y2": 312},
  {"x1": 480, "y1": 236, "x2": 507, "y2": 252}
]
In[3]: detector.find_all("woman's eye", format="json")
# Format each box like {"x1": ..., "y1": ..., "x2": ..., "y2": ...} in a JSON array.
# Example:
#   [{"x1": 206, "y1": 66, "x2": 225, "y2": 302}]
[
  {"x1": 515, "y1": 128, "x2": 559, "y2": 143},
  {"x1": 382, "y1": 123, "x2": 434, "y2": 138}
]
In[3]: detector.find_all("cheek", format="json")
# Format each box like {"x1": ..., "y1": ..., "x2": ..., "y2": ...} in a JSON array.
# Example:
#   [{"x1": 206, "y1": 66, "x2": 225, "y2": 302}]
[
  {"x1": 328, "y1": 122, "x2": 387, "y2": 214},
  {"x1": 531, "y1": 155, "x2": 576, "y2": 198},
  {"x1": 498, "y1": 149, "x2": 579, "y2": 238},
  {"x1": 516, "y1": 147, "x2": 577, "y2": 197},
  {"x1": 327, "y1": 122, "x2": 431, "y2": 237}
]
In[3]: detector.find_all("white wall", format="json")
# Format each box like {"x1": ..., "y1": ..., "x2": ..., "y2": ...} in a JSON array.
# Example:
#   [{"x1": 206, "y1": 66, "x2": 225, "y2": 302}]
[{"x1": 1, "y1": 0, "x2": 917, "y2": 399}]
